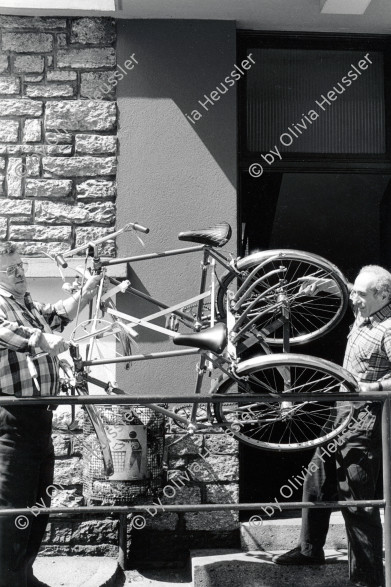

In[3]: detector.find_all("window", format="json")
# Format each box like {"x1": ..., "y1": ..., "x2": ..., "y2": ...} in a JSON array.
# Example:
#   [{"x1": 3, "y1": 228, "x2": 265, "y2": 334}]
[
  {"x1": 246, "y1": 48, "x2": 385, "y2": 154},
  {"x1": 238, "y1": 33, "x2": 391, "y2": 265}
]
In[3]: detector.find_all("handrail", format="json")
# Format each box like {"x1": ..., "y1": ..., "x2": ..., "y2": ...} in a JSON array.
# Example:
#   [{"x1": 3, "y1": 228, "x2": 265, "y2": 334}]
[
  {"x1": 382, "y1": 395, "x2": 391, "y2": 587},
  {"x1": 0, "y1": 392, "x2": 389, "y2": 584},
  {"x1": 0, "y1": 500, "x2": 385, "y2": 517},
  {"x1": 0, "y1": 391, "x2": 388, "y2": 405}
]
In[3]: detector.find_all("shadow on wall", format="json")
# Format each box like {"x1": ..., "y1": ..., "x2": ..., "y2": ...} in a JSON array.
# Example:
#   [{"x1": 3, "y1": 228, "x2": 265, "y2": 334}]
[
  {"x1": 119, "y1": 265, "x2": 168, "y2": 344},
  {"x1": 116, "y1": 19, "x2": 237, "y2": 187}
]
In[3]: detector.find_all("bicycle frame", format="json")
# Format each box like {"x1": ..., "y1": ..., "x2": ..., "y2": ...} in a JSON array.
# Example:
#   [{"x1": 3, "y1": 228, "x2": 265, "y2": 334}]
[
  {"x1": 83, "y1": 246, "x2": 238, "y2": 426},
  {"x1": 102, "y1": 244, "x2": 236, "y2": 329},
  {"x1": 77, "y1": 243, "x2": 291, "y2": 354},
  {"x1": 58, "y1": 224, "x2": 339, "y2": 472},
  {"x1": 68, "y1": 234, "x2": 294, "y2": 423}
]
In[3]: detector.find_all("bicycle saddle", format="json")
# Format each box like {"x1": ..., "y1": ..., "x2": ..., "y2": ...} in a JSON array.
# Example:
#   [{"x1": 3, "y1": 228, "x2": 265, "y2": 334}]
[
  {"x1": 173, "y1": 322, "x2": 227, "y2": 354},
  {"x1": 178, "y1": 222, "x2": 232, "y2": 248}
]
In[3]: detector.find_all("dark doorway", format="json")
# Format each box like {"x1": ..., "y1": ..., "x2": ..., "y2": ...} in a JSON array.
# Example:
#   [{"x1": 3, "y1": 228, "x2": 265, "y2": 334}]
[
  {"x1": 239, "y1": 172, "x2": 391, "y2": 518},
  {"x1": 237, "y1": 31, "x2": 391, "y2": 519}
]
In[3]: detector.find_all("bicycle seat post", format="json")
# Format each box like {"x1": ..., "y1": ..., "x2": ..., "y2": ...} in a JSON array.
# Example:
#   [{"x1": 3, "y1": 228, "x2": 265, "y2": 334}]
[
  {"x1": 90, "y1": 244, "x2": 102, "y2": 275},
  {"x1": 195, "y1": 248, "x2": 211, "y2": 330},
  {"x1": 226, "y1": 289, "x2": 237, "y2": 365}
]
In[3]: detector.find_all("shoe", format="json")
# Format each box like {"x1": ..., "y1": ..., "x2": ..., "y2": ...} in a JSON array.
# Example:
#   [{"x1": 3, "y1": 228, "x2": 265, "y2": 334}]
[{"x1": 272, "y1": 546, "x2": 325, "y2": 565}]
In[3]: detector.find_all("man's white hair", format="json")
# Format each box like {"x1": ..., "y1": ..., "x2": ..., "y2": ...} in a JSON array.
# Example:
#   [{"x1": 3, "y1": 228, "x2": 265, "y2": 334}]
[{"x1": 358, "y1": 265, "x2": 391, "y2": 298}]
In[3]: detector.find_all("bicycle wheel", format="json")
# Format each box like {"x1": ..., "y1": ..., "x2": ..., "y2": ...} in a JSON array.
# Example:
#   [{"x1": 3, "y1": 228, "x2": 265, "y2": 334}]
[
  {"x1": 171, "y1": 403, "x2": 210, "y2": 432},
  {"x1": 214, "y1": 353, "x2": 357, "y2": 451},
  {"x1": 217, "y1": 249, "x2": 349, "y2": 345}
]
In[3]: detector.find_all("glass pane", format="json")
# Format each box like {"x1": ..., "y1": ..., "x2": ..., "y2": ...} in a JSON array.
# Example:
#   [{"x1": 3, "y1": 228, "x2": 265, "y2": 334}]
[{"x1": 246, "y1": 49, "x2": 385, "y2": 154}]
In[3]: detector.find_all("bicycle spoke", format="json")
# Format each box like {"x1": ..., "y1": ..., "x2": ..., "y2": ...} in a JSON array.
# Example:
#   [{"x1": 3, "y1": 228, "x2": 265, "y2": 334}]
[
  {"x1": 218, "y1": 250, "x2": 348, "y2": 346},
  {"x1": 214, "y1": 355, "x2": 356, "y2": 450}
]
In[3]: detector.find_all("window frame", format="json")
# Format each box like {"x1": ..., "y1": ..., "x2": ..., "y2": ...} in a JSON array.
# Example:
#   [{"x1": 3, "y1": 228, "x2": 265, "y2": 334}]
[{"x1": 237, "y1": 31, "x2": 391, "y2": 174}]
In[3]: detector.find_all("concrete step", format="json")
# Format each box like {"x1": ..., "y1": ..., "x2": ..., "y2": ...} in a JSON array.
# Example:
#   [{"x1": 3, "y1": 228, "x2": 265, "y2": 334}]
[
  {"x1": 123, "y1": 568, "x2": 192, "y2": 585},
  {"x1": 241, "y1": 511, "x2": 347, "y2": 552},
  {"x1": 191, "y1": 549, "x2": 350, "y2": 587},
  {"x1": 34, "y1": 556, "x2": 122, "y2": 587},
  {"x1": 240, "y1": 511, "x2": 384, "y2": 552}
]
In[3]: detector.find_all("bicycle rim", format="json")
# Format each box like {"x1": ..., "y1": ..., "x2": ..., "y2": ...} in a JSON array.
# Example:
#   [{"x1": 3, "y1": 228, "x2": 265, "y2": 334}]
[
  {"x1": 217, "y1": 249, "x2": 349, "y2": 345},
  {"x1": 214, "y1": 353, "x2": 356, "y2": 451}
]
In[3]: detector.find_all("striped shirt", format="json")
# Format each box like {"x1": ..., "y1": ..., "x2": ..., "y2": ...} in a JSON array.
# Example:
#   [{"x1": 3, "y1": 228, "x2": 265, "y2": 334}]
[{"x1": 0, "y1": 286, "x2": 70, "y2": 397}]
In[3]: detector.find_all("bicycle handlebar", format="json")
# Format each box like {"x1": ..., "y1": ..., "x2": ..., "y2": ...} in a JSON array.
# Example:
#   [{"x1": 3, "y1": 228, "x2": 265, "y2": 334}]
[
  {"x1": 53, "y1": 222, "x2": 150, "y2": 268},
  {"x1": 130, "y1": 222, "x2": 149, "y2": 234}
]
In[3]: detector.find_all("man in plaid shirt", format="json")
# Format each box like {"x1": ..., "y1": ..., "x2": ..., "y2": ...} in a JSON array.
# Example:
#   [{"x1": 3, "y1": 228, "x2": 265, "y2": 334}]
[
  {"x1": 0, "y1": 242, "x2": 102, "y2": 587},
  {"x1": 274, "y1": 265, "x2": 391, "y2": 587}
]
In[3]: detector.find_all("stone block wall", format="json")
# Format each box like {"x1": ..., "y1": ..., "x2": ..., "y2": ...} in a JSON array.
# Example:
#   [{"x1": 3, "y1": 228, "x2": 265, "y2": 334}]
[
  {"x1": 42, "y1": 417, "x2": 240, "y2": 563},
  {"x1": 38, "y1": 406, "x2": 120, "y2": 557},
  {"x1": 0, "y1": 15, "x2": 117, "y2": 256},
  {"x1": 0, "y1": 14, "x2": 120, "y2": 555},
  {"x1": 127, "y1": 429, "x2": 240, "y2": 566}
]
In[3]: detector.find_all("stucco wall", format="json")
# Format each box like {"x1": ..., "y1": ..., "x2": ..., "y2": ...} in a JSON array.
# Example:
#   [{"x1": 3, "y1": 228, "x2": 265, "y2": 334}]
[{"x1": 116, "y1": 19, "x2": 237, "y2": 397}]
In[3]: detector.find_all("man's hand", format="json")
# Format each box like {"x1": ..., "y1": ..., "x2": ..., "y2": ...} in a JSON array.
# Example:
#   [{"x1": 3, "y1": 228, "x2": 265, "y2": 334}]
[
  {"x1": 38, "y1": 333, "x2": 69, "y2": 357},
  {"x1": 297, "y1": 276, "x2": 340, "y2": 296},
  {"x1": 359, "y1": 380, "x2": 391, "y2": 392},
  {"x1": 61, "y1": 273, "x2": 105, "y2": 321},
  {"x1": 81, "y1": 273, "x2": 104, "y2": 302}
]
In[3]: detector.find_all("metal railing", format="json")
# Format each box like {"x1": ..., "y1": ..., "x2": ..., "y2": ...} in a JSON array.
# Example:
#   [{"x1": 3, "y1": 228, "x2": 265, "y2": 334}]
[{"x1": 0, "y1": 391, "x2": 389, "y2": 584}]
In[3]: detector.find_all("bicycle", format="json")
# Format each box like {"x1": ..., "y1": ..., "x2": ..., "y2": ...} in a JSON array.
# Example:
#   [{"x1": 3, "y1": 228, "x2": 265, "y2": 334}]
[{"x1": 52, "y1": 221, "x2": 358, "y2": 477}]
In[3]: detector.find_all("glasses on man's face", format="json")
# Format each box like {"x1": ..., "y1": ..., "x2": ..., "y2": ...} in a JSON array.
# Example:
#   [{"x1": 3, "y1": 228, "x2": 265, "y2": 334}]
[
  {"x1": 350, "y1": 289, "x2": 368, "y2": 300},
  {"x1": 0, "y1": 262, "x2": 28, "y2": 277}
]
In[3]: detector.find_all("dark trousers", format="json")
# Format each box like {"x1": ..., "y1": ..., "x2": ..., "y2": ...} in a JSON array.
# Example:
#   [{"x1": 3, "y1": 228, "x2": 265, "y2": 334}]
[
  {"x1": 0, "y1": 405, "x2": 54, "y2": 587},
  {"x1": 299, "y1": 407, "x2": 383, "y2": 586}
]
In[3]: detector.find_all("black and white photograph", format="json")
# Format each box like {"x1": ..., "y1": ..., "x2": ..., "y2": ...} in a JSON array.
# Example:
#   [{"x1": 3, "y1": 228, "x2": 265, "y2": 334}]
[{"x1": 0, "y1": 1, "x2": 390, "y2": 586}]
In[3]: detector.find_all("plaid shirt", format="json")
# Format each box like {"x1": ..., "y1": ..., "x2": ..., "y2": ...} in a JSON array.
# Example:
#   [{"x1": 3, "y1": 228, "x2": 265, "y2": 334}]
[
  {"x1": 344, "y1": 303, "x2": 391, "y2": 383},
  {"x1": 336, "y1": 303, "x2": 391, "y2": 430},
  {"x1": 0, "y1": 286, "x2": 70, "y2": 397}
]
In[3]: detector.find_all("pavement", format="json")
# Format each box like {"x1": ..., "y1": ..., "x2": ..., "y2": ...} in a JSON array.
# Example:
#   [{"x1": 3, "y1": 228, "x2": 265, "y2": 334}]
[
  {"x1": 32, "y1": 513, "x2": 375, "y2": 586},
  {"x1": 34, "y1": 556, "x2": 122, "y2": 587},
  {"x1": 34, "y1": 557, "x2": 193, "y2": 586},
  {"x1": 123, "y1": 569, "x2": 193, "y2": 585},
  {"x1": 191, "y1": 549, "x2": 351, "y2": 587},
  {"x1": 33, "y1": 550, "x2": 351, "y2": 587}
]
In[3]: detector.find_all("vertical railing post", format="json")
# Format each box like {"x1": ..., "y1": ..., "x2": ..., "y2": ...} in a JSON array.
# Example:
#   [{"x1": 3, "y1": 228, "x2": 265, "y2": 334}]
[
  {"x1": 382, "y1": 394, "x2": 391, "y2": 587},
  {"x1": 118, "y1": 513, "x2": 129, "y2": 570}
]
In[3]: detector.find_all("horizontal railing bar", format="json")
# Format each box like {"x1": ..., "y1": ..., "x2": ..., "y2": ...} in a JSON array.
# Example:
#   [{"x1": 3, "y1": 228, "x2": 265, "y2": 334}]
[
  {"x1": 1, "y1": 500, "x2": 385, "y2": 516},
  {"x1": 0, "y1": 392, "x2": 388, "y2": 405}
]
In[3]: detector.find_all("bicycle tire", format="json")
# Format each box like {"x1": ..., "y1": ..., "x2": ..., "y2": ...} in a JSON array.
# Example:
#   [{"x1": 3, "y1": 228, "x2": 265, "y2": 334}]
[
  {"x1": 214, "y1": 353, "x2": 357, "y2": 451},
  {"x1": 171, "y1": 403, "x2": 210, "y2": 431},
  {"x1": 217, "y1": 249, "x2": 349, "y2": 345}
]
